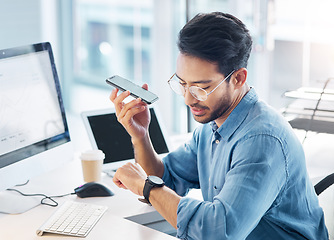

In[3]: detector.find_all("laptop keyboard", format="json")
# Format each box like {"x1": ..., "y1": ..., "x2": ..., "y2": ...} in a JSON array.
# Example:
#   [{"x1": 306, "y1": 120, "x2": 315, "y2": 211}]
[{"x1": 103, "y1": 169, "x2": 117, "y2": 177}]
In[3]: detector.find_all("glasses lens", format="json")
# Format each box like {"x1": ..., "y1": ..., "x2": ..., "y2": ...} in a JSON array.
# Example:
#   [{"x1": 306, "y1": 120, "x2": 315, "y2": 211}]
[
  {"x1": 189, "y1": 86, "x2": 207, "y2": 101},
  {"x1": 168, "y1": 77, "x2": 185, "y2": 96}
]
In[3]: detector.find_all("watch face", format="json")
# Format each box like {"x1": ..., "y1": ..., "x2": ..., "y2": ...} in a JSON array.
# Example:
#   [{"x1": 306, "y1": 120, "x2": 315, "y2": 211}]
[{"x1": 148, "y1": 175, "x2": 164, "y2": 185}]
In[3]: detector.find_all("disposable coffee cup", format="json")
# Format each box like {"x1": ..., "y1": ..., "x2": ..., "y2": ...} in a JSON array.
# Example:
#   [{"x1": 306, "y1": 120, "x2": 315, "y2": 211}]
[{"x1": 80, "y1": 150, "x2": 105, "y2": 182}]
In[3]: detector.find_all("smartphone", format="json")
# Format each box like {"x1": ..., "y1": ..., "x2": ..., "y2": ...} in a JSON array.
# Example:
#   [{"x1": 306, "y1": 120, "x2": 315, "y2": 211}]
[{"x1": 106, "y1": 75, "x2": 159, "y2": 104}]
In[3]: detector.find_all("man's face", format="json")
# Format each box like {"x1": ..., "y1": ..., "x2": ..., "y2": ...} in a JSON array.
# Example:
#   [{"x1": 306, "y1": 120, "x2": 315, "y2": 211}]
[{"x1": 176, "y1": 53, "x2": 236, "y2": 126}]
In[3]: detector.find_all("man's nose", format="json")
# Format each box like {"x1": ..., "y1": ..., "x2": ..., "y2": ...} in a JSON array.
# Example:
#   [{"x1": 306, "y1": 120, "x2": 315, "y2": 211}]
[{"x1": 184, "y1": 88, "x2": 199, "y2": 106}]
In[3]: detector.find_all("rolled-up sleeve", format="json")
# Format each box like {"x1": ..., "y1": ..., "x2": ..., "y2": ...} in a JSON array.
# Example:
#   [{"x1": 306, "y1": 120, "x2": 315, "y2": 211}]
[{"x1": 162, "y1": 135, "x2": 200, "y2": 196}]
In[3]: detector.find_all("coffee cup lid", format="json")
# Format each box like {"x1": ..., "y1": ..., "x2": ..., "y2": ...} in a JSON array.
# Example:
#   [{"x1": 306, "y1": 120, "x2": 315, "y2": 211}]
[{"x1": 80, "y1": 149, "x2": 105, "y2": 160}]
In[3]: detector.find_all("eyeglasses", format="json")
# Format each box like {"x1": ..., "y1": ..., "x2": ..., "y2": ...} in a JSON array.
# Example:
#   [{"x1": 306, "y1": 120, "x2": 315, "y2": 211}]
[{"x1": 167, "y1": 70, "x2": 235, "y2": 101}]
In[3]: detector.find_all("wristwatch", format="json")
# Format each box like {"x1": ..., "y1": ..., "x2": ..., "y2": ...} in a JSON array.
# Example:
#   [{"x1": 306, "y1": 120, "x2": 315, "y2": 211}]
[{"x1": 143, "y1": 176, "x2": 165, "y2": 204}]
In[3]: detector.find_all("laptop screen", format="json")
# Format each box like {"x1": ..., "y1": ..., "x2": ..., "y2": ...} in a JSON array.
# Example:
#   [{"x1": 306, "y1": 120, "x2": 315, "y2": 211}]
[{"x1": 85, "y1": 108, "x2": 169, "y2": 164}]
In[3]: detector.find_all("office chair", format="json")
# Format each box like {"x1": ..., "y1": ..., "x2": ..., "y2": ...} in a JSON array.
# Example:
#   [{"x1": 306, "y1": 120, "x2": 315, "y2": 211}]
[
  {"x1": 314, "y1": 173, "x2": 334, "y2": 240},
  {"x1": 315, "y1": 173, "x2": 334, "y2": 195}
]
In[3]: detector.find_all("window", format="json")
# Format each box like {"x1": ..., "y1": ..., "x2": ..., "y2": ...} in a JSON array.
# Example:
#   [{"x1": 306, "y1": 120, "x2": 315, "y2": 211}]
[
  {"x1": 264, "y1": 0, "x2": 334, "y2": 108},
  {"x1": 60, "y1": 0, "x2": 334, "y2": 136},
  {"x1": 60, "y1": 0, "x2": 188, "y2": 135},
  {"x1": 73, "y1": 0, "x2": 154, "y2": 86}
]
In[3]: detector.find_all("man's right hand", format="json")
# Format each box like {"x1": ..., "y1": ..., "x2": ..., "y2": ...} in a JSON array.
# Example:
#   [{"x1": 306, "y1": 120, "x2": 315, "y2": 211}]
[
  {"x1": 109, "y1": 84, "x2": 151, "y2": 141},
  {"x1": 110, "y1": 83, "x2": 164, "y2": 178}
]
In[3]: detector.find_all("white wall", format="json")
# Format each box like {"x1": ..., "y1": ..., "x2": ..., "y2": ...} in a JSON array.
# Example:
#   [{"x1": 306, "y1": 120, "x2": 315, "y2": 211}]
[
  {"x1": 0, "y1": 0, "x2": 41, "y2": 49},
  {"x1": 0, "y1": 0, "x2": 59, "y2": 65}
]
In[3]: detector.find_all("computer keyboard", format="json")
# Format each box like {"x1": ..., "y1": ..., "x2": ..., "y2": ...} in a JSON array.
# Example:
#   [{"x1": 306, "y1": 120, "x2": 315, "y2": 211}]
[{"x1": 36, "y1": 201, "x2": 108, "y2": 237}]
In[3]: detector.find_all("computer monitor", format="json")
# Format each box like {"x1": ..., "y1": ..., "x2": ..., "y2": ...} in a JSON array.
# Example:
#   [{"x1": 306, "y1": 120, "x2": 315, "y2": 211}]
[{"x1": 0, "y1": 42, "x2": 73, "y2": 212}]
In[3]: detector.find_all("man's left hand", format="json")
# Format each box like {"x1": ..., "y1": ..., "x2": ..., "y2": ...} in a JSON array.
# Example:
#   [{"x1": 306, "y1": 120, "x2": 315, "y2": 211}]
[{"x1": 113, "y1": 162, "x2": 147, "y2": 196}]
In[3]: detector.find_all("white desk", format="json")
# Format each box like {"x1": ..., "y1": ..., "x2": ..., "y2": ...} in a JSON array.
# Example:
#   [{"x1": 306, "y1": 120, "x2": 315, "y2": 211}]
[{"x1": 0, "y1": 158, "x2": 176, "y2": 239}]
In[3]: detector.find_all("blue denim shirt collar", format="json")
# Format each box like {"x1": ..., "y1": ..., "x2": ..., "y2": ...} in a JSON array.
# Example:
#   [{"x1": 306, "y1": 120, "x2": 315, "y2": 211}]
[{"x1": 210, "y1": 88, "x2": 258, "y2": 141}]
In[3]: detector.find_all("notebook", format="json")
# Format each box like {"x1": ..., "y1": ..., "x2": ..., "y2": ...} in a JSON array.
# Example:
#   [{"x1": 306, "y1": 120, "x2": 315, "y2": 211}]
[{"x1": 81, "y1": 107, "x2": 170, "y2": 175}]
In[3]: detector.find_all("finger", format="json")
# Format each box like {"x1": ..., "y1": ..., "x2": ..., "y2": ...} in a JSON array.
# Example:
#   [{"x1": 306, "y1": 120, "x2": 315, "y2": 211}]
[
  {"x1": 110, "y1": 83, "x2": 148, "y2": 115},
  {"x1": 113, "y1": 90, "x2": 131, "y2": 115},
  {"x1": 109, "y1": 88, "x2": 119, "y2": 103},
  {"x1": 117, "y1": 98, "x2": 145, "y2": 121},
  {"x1": 118, "y1": 97, "x2": 143, "y2": 116},
  {"x1": 116, "y1": 182, "x2": 127, "y2": 189},
  {"x1": 142, "y1": 83, "x2": 148, "y2": 91},
  {"x1": 112, "y1": 175, "x2": 127, "y2": 189},
  {"x1": 119, "y1": 104, "x2": 146, "y2": 127}
]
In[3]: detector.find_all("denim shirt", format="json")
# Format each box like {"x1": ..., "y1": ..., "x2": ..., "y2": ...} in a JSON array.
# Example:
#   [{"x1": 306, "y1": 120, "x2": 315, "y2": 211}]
[{"x1": 162, "y1": 88, "x2": 328, "y2": 240}]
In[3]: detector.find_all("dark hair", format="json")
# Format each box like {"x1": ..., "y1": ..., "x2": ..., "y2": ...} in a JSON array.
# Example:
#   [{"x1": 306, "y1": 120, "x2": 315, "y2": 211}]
[{"x1": 177, "y1": 12, "x2": 253, "y2": 77}]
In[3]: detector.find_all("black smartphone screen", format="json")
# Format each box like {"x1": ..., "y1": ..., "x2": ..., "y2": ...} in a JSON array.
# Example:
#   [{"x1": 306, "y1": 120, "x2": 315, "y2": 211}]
[{"x1": 106, "y1": 75, "x2": 159, "y2": 104}]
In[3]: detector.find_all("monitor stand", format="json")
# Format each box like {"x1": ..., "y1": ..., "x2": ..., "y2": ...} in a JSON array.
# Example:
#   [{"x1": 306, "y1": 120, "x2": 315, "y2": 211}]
[{"x1": 0, "y1": 190, "x2": 41, "y2": 214}]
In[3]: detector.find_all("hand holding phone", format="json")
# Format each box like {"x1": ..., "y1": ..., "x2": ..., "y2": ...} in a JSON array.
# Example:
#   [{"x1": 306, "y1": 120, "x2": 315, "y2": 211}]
[{"x1": 106, "y1": 75, "x2": 159, "y2": 104}]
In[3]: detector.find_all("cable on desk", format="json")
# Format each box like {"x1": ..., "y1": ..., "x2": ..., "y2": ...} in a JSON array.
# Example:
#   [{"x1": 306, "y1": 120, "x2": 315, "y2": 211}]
[
  {"x1": 13, "y1": 180, "x2": 30, "y2": 187},
  {"x1": 4, "y1": 187, "x2": 75, "y2": 210}
]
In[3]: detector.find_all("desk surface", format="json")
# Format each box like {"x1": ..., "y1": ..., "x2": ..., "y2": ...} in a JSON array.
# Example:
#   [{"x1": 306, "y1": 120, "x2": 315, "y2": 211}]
[{"x1": 0, "y1": 159, "x2": 176, "y2": 239}]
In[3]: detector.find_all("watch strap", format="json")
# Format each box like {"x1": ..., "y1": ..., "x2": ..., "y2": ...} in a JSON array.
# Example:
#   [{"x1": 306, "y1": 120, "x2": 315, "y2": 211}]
[
  {"x1": 143, "y1": 179, "x2": 154, "y2": 203},
  {"x1": 143, "y1": 176, "x2": 164, "y2": 204}
]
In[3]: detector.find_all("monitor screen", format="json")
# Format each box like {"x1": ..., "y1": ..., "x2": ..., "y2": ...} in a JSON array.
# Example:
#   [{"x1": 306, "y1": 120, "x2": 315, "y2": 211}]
[{"x1": 0, "y1": 42, "x2": 72, "y2": 194}]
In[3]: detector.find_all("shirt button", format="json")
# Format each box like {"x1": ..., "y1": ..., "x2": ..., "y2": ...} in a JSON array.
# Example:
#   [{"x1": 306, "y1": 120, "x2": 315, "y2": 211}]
[{"x1": 215, "y1": 139, "x2": 220, "y2": 144}]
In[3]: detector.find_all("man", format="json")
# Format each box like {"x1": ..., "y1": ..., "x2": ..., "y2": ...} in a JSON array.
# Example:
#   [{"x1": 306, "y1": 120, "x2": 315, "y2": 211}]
[{"x1": 110, "y1": 12, "x2": 328, "y2": 239}]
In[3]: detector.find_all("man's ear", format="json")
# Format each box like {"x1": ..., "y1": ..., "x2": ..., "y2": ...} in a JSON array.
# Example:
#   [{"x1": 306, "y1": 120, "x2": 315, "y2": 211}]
[{"x1": 232, "y1": 68, "x2": 247, "y2": 89}]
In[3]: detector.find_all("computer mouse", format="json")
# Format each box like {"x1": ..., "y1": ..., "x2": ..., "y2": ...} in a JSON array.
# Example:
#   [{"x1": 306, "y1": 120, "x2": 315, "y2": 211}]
[{"x1": 74, "y1": 182, "x2": 114, "y2": 198}]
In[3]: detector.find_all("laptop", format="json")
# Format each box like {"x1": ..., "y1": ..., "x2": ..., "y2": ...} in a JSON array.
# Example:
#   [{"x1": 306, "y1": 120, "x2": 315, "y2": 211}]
[{"x1": 81, "y1": 107, "x2": 170, "y2": 176}]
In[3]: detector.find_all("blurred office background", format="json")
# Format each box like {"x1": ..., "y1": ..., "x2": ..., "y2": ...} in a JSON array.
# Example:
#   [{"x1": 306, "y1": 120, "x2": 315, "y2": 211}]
[{"x1": 1, "y1": 0, "x2": 334, "y2": 137}]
